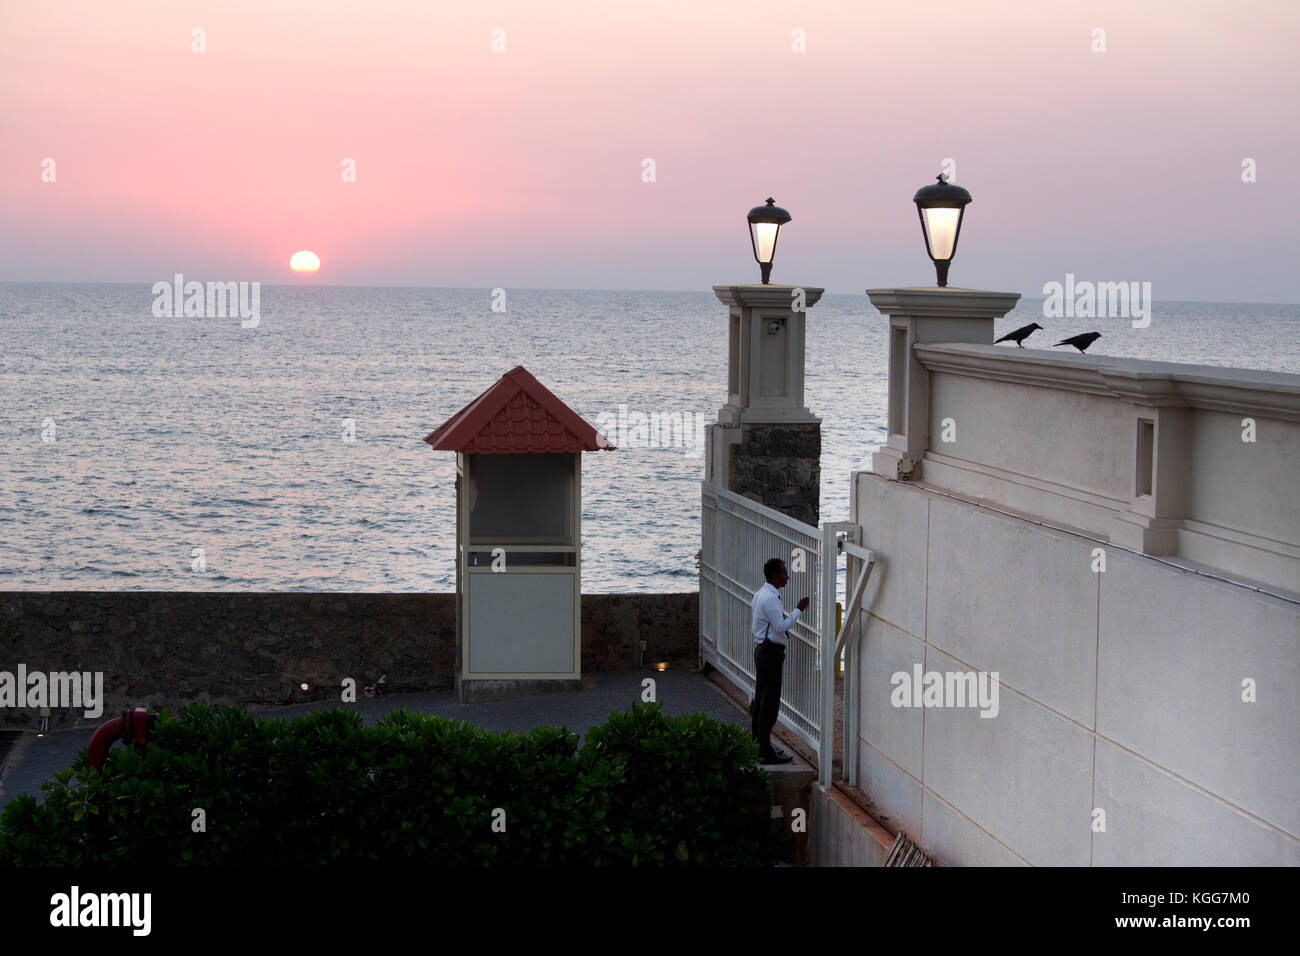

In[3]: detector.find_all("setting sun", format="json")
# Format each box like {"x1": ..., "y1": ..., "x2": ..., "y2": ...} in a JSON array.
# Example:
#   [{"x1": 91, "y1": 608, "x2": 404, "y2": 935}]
[{"x1": 289, "y1": 250, "x2": 320, "y2": 273}]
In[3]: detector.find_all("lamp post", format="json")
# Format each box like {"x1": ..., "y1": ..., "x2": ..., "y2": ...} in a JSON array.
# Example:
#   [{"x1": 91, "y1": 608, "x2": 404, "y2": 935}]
[
  {"x1": 747, "y1": 198, "x2": 791, "y2": 285},
  {"x1": 913, "y1": 174, "x2": 971, "y2": 288},
  {"x1": 708, "y1": 199, "x2": 822, "y2": 523}
]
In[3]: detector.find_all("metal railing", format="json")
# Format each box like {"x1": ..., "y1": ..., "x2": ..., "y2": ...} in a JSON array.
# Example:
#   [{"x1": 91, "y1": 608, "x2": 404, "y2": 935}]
[{"x1": 699, "y1": 482, "x2": 824, "y2": 750}]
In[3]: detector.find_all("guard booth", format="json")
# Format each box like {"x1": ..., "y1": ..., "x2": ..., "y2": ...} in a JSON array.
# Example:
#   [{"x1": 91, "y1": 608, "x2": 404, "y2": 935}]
[{"x1": 424, "y1": 366, "x2": 615, "y2": 700}]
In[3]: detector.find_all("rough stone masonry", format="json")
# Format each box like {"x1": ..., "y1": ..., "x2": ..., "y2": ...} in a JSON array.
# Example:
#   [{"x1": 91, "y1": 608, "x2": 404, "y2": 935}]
[
  {"x1": 729, "y1": 422, "x2": 821, "y2": 526},
  {"x1": 0, "y1": 591, "x2": 698, "y2": 728}
]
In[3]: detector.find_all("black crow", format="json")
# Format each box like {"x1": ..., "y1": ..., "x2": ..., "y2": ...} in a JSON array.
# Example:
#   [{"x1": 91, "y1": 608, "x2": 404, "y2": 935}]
[
  {"x1": 1053, "y1": 331, "x2": 1102, "y2": 353},
  {"x1": 994, "y1": 322, "x2": 1043, "y2": 347}
]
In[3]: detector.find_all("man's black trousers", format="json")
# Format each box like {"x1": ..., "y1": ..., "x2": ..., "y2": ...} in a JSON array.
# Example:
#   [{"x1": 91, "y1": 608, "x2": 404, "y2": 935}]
[{"x1": 751, "y1": 638, "x2": 785, "y2": 757}]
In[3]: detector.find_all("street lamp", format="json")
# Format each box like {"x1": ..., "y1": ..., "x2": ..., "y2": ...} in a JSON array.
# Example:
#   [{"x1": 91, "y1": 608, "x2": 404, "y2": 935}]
[
  {"x1": 747, "y1": 198, "x2": 791, "y2": 285},
  {"x1": 913, "y1": 174, "x2": 971, "y2": 288}
]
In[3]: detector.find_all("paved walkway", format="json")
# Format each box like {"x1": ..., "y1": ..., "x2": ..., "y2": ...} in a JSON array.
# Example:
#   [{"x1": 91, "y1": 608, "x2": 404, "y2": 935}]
[{"x1": 0, "y1": 670, "x2": 748, "y2": 809}]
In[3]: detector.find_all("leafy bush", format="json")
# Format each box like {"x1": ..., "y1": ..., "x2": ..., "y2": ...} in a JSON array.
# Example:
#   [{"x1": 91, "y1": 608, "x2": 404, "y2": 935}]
[{"x1": 0, "y1": 702, "x2": 787, "y2": 866}]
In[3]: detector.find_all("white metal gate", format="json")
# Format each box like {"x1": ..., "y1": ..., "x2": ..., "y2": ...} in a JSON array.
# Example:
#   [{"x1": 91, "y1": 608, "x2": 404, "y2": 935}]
[
  {"x1": 701, "y1": 482, "x2": 878, "y2": 786},
  {"x1": 699, "y1": 482, "x2": 824, "y2": 750}
]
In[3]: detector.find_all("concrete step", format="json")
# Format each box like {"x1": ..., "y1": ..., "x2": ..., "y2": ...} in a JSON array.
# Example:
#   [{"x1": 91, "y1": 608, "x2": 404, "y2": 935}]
[{"x1": 761, "y1": 755, "x2": 817, "y2": 865}]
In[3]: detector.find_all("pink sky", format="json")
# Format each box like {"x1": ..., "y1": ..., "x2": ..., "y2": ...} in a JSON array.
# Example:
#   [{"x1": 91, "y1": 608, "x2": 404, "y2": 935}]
[{"x1": 2, "y1": 0, "x2": 1297, "y2": 300}]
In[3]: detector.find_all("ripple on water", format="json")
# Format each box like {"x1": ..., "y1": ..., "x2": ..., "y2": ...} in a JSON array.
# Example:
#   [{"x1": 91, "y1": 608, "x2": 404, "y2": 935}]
[{"x1": 2, "y1": 285, "x2": 1297, "y2": 590}]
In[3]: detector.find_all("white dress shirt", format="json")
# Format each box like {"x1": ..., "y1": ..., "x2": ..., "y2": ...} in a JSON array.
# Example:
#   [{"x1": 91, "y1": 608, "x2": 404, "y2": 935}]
[{"x1": 752, "y1": 582, "x2": 801, "y2": 647}]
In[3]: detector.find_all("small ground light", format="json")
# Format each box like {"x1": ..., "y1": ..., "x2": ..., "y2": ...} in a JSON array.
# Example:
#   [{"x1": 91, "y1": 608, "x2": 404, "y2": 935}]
[
  {"x1": 656, "y1": 662, "x2": 668, "y2": 672},
  {"x1": 300, "y1": 682, "x2": 309, "y2": 691}
]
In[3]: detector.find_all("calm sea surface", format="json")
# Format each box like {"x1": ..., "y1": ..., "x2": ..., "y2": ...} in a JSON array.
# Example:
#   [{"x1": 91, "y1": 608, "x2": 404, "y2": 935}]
[{"x1": 2, "y1": 283, "x2": 1297, "y2": 592}]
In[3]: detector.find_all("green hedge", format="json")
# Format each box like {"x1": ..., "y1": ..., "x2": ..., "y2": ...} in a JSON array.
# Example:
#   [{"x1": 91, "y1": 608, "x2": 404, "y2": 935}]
[{"x1": 0, "y1": 702, "x2": 787, "y2": 866}]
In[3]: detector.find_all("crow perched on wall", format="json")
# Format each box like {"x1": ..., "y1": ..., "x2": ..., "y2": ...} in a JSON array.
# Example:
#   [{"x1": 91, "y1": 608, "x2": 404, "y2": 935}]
[
  {"x1": 993, "y1": 322, "x2": 1043, "y2": 347},
  {"x1": 1053, "y1": 331, "x2": 1102, "y2": 353}
]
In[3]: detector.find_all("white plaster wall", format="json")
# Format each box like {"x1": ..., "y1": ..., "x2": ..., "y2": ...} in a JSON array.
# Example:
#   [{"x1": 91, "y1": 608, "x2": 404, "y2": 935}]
[
  {"x1": 854, "y1": 476, "x2": 929, "y2": 637},
  {"x1": 916, "y1": 361, "x2": 1300, "y2": 594},
  {"x1": 921, "y1": 645, "x2": 1095, "y2": 866},
  {"x1": 849, "y1": 471, "x2": 1300, "y2": 866},
  {"x1": 1092, "y1": 741, "x2": 1300, "y2": 867},
  {"x1": 854, "y1": 614, "x2": 925, "y2": 837},
  {"x1": 926, "y1": 496, "x2": 1099, "y2": 725},
  {"x1": 1186, "y1": 408, "x2": 1300, "y2": 548},
  {"x1": 927, "y1": 374, "x2": 1129, "y2": 502},
  {"x1": 920, "y1": 790, "x2": 1028, "y2": 866},
  {"x1": 1096, "y1": 549, "x2": 1300, "y2": 836},
  {"x1": 855, "y1": 614, "x2": 925, "y2": 778}
]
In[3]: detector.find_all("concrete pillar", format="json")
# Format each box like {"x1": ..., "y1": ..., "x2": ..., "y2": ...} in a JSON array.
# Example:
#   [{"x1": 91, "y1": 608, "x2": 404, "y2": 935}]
[
  {"x1": 706, "y1": 283, "x2": 824, "y2": 526},
  {"x1": 866, "y1": 287, "x2": 1020, "y2": 481},
  {"x1": 1102, "y1": 378, "x2": 1191, "y2": 554}
]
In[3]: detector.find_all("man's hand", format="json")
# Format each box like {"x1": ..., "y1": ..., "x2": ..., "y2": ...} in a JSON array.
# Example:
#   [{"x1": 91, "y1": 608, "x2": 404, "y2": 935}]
[{"x1": 797, "y1": 597, "x2": 810, "y2": 612}]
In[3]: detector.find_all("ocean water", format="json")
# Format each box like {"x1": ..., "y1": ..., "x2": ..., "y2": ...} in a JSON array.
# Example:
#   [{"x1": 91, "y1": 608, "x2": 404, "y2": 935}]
[{"x1": 1, "y1": 282, "x2": 1297, "y2": 592}]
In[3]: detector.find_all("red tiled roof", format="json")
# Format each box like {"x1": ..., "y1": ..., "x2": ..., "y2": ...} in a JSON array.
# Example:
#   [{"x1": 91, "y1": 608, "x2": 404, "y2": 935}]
[{"x1": 424, "y1": 366, "x2": 616, "y2": 454}]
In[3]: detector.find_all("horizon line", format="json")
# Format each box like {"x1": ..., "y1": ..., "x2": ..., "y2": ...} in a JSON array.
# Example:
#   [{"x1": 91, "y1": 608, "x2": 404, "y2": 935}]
[{"x1": 1, "y1": 279, "x2": 1297, "y2": 308}]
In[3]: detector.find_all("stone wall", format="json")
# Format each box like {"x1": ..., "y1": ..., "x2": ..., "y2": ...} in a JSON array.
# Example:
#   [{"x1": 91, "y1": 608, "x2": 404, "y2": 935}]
[
  {"x1": 580, "y1": 592, "x2": 698, "y2": 673},
  {"x1": 0, "y1": 591, "x2": 698, "y2": 727},
  {"x1": 730, "y1": 422, "x2": 821, "y2": 526}
]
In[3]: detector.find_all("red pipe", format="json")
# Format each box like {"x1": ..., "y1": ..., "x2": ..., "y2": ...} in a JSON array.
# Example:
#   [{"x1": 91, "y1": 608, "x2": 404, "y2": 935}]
[{"x1": 86, "y1": 708, "x2": 153, "y2": 770}]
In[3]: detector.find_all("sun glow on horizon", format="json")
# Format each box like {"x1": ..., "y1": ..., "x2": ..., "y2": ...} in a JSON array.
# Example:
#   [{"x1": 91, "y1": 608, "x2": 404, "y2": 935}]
[{"x1": 289, "y1": 250, "x2": 321, "y2": 273}]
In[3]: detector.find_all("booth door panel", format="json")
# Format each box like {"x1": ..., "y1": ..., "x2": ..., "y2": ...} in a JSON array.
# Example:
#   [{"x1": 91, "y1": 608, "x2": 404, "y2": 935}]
[{"x1": 465, "y1": 570, "x2": 576, "y2": 676}]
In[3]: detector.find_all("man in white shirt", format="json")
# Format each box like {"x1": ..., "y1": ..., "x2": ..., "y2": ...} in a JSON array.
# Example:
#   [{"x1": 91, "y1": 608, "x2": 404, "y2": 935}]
[{"x1": 750, "y1": 557, "x2": 810, "y2": 764}]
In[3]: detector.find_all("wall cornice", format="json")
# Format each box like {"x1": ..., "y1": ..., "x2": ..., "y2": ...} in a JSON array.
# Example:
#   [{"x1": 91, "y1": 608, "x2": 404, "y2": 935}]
[
  {"x1": 913, "y1": 344, "x2": 1300, "y2": 422},
  {"x1": 866, "y1": 287, "x2": 1021, "y2": 319},
  {"x1": 714, "y1": 284, "x2": 825, "y2": 308}
]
